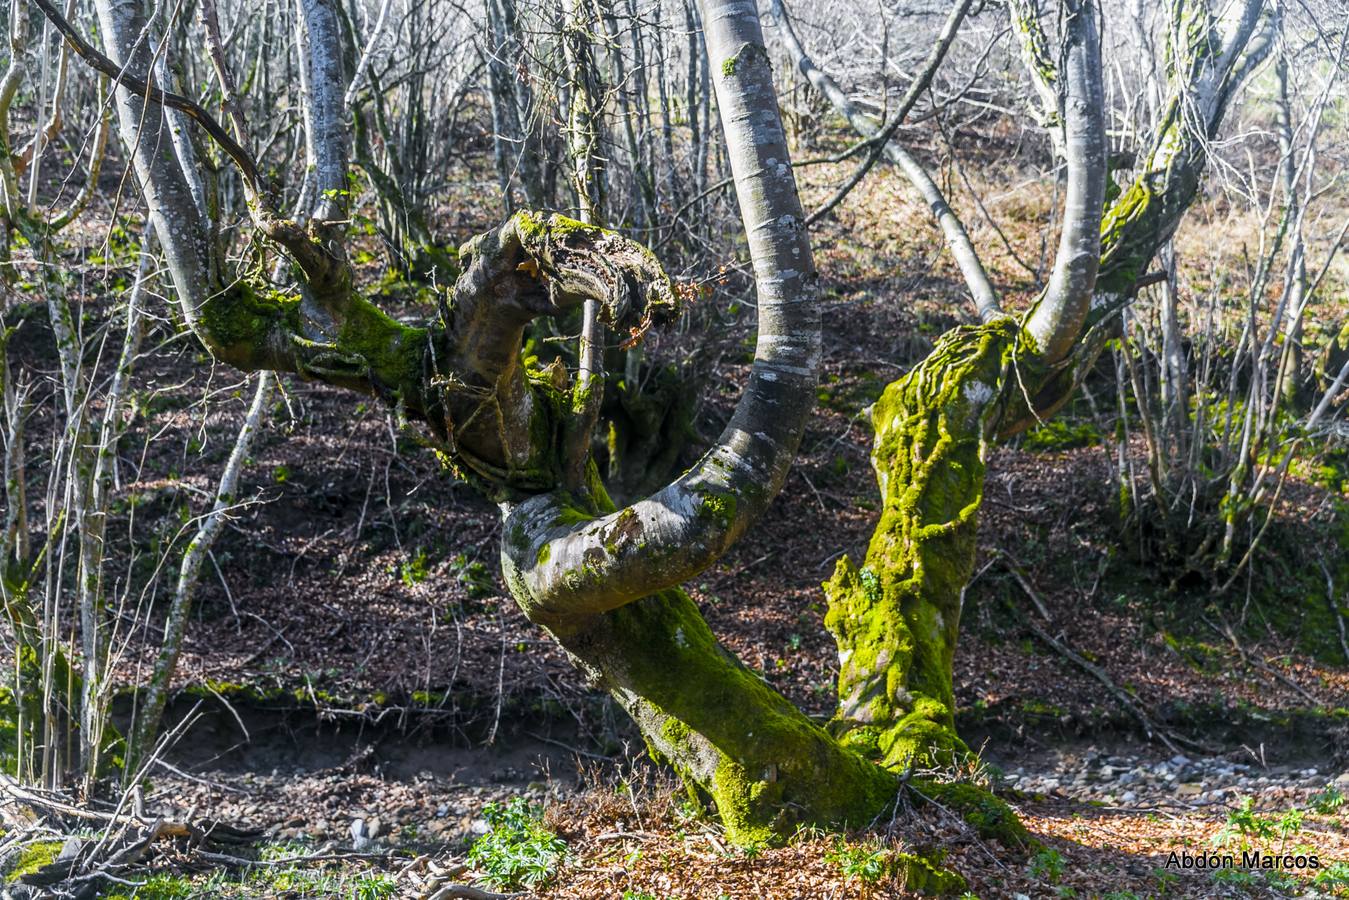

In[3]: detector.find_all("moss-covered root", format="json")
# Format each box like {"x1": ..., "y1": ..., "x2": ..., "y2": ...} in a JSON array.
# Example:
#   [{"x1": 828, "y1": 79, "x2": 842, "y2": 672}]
[
  {"x1": 909, "y1": 778, "x2": 1034, "y2": 850},
  {"x1": 824, "y1": 319, "x2": 1023, "y2": 772},
  {"x1": 553, "y1": 587, "x2": 898, "y2": 846},
  {"x1": 895, "y1": 850, "x2": 969, "y2": 896}
]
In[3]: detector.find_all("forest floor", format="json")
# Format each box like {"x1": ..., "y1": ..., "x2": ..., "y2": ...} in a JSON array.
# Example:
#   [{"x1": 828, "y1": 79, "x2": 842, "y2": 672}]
[{"x1": 5, "y1": 145, "x2": 1349, "y2": 898}]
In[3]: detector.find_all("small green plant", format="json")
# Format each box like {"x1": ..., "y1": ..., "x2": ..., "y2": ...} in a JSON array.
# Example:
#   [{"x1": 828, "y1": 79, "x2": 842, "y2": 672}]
[
  {"x1": 1028, "y1": 848, "x2": 1066, "y2": 883},
  {"x1": 399, "y1": 548, "x2": 432, "y2": 586},
  {"x1": 1211, "y1": 797, "x2": 1278, "y2": 849},
  {"x1": 258, "y1": 839, "x2": 313, "y2": 861},
  {"x1": 468, "y1": 797, "x2": 568, "y2": 890},
  {"x1": 1310, "y1": 786, "x2": 1346, "y2": 815},
  {"x1": 826, "y1": 839, "x2": 891, "y2": 884},
  {"x1": 1210, "y1": 867, "x2": 1256, "y2": 887},
  {"x1": 1273, "y1": 807, "x2": 1304, "y2": 842},
  {"x1": 1152, "y1": 867, "x2": 1180, "y2": 895},
  {"x1": 1313, "y1": 861, "x2": 1349, "y2": 889},
  {"x1": 347, "y1": 872, "x2": 399, "y2": 900},
  {"x1": 451, "y1": 553, "x2": 494, "y2": 599},
  {"x1": 272, "y1": 463, "x2": 291, "y2": 483}
]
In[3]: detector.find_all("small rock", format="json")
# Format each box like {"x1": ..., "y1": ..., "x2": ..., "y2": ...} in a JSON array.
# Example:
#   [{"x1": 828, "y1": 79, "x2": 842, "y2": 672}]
[
  {"x1": 57, "y1": 838, "x2": 82, "y2": 862},
  {"x1": 1177, "y1": 783, "x2": 1202, "y2": 798}
]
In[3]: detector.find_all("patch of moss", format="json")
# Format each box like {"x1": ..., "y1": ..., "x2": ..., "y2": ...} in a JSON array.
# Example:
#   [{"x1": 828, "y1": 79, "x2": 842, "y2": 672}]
[
  {"x1": 1019, "y1": 698, "x2": 1067, "y2": 718},
  {"x1": 5, "y1": 840, "x2": 62, "y2": 882},
  {"x1": 1099, "y1": 177, "x2": 1150, "y2": 251},
  {"x1": 198, "y1": 281, "x2": 300, "y2": 358},
  {"x1": 1022, "y1": 418, "x2": 1102, "y2": 452},
  {"x1": 697, "y1": 491, "x2": 737, "y2": 530},
  {"x1": 910, "y1": 779, "x2": 1033, "y2": 849},
  {"x1": 895, "y1": 849, "x2": 968, "y2": 895},
  {"x1": 333, "y1": 297, "x2": 426, "y2": 395}
]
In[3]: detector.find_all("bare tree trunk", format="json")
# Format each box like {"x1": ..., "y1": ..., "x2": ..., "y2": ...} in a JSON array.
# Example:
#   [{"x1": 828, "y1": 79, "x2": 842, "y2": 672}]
[
  {"x1": 126, "y1": 372, "x2": 272, "y2": 777},
  {"x1": 1272, "y1": 51, "x2": 1308, "y2": 407}
]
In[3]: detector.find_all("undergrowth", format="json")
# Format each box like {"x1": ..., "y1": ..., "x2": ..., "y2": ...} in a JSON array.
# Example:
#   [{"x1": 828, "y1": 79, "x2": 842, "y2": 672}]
[{"x1": 467, "y1": 796, "x2": 568, "y2": 890}]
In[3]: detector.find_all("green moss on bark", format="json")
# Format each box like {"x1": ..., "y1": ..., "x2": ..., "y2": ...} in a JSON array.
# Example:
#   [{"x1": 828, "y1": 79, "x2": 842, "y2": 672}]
[
  {"x1": 198, "y1": 281, "x2": 299, "y2": 360},
  {"x1": 333, "y1": 298, "x2": 425, "y2": 395},
  {"x1": 910, "y1": 779, "x2": 1032, "y2": 849},
  {"x1": 553, "y1": 586, "x2": 898, "y2": 846},
  {"x1": 697, "y1": 491, "x2": 737, "y2": 529},
  {"x1": 825, "y1": 319, "x2": 1021, "y2": 771},
  {"x1": 894, "y1": 850, "x2": 968, "y2": 895}
]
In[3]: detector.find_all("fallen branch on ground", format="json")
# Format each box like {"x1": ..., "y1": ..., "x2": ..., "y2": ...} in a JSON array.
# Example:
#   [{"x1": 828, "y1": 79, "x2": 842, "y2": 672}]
[{"x1": 997, "y1": 567, "x2": 1209, "y2": 756}]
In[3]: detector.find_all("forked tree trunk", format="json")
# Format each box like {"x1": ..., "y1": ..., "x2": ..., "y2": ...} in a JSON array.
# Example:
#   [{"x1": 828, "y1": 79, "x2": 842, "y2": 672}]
[
  {"x1": 819, "y1": 0, "x2": 1269, "y2": 775},
  {"x1": 494, "y1": 0, "x2": 903, "y2": 844}
]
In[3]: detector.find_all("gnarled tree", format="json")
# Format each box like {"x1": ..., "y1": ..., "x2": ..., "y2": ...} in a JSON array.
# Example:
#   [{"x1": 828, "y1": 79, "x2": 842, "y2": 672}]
[{"x1": 37, "y1": 0, "x2": 1271, "y2": 845}]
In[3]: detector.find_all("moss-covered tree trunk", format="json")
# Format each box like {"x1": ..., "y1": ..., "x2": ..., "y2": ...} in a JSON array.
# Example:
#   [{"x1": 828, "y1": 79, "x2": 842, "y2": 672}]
[
  {"x1": 542, "y1": 581, "x2": 897, "y2": 843},
  {"x1": 825, "y1": 320, "x2": 1024, "y2": 770},
  {"x1": 817, "y1": 0, "x2": 1271, "y2": 775}
]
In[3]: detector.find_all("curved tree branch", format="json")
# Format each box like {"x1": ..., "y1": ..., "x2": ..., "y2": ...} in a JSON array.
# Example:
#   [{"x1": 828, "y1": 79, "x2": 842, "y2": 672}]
[
  {"x1": 502, "y1": 0, "x2": 823, "y2": 626},
  {"x1": 31, "y1": 0, "x2": 263, "y2": 194},
  {"x1": 1023, "y1": 0, "x2": 1106, "y2": 364},
  {"x1": 769, "y1": 0, "x2": 1002, "y2": 323}
]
